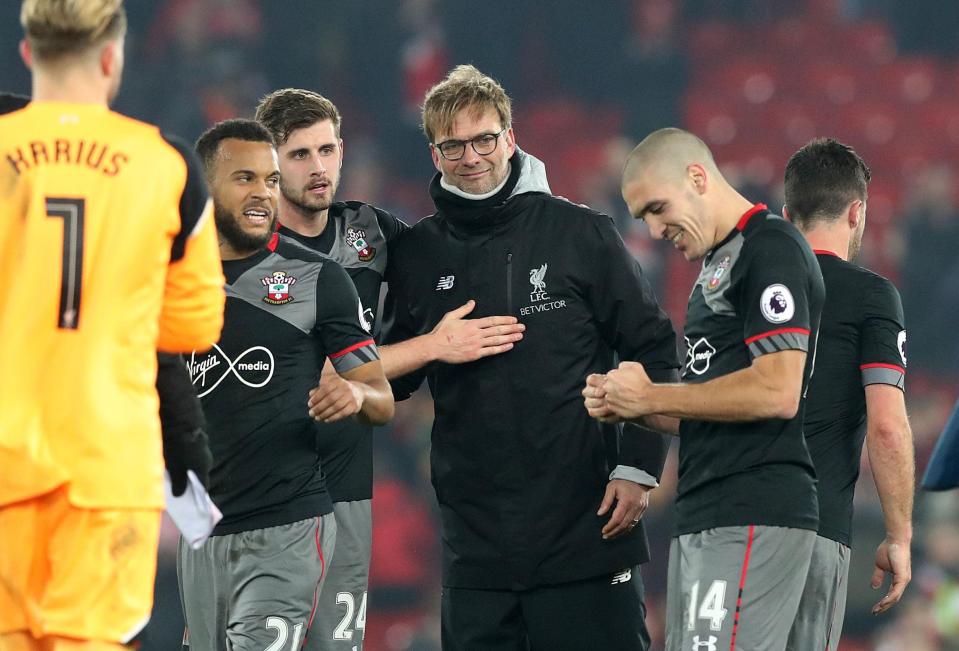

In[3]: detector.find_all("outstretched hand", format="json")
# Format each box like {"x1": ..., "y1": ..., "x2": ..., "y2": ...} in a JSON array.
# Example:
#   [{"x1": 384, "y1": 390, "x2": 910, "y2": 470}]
[{"x1": 431, "y1": 300, "x2": 525, "y2": 364}]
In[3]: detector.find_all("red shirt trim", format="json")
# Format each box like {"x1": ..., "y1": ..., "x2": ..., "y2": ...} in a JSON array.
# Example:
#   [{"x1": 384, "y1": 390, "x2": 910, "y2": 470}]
[
  {"x1": 266, "y1": 232, "x2": 279, "y2": 251},
  {"x1": 813, "y1": 249, "x2": 840, "y2": 257},
  {"x1": 860, "y1": 362, "x2": 906, "y2": 374},
  {"x1": 736, "y1": 203, "x2": 768, "y2": 231},
  {"x1": 329, "y1": 338, "x2": 375, "y2": 359},
  {"x1": 744, "y1": 327, "x2": 810, "y2": 346}
]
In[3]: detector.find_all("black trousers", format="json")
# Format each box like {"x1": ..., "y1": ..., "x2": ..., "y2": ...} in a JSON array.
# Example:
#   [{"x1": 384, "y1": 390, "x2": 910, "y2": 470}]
[{"x1": 441, "y1": 565, "x2": 650, "y2": 651}]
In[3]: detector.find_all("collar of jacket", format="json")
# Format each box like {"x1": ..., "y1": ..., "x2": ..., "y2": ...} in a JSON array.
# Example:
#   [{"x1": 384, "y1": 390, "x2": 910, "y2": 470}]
[{"x1": 428, "y1": 148, "x2": 552, "y2": 234}]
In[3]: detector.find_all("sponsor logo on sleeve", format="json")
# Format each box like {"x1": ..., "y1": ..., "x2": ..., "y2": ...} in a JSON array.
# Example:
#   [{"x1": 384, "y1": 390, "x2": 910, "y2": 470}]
[
  {"x1": 897, "y1": 329, "x2": 907, "y2": 366},
  {"x1": 685, "y1": 336, "x2": 716, "y2": 375},
  {"x1": 358, "y1": 298, "x2": 373, "y2": 334},
  {"x1": 759, "y1": 284, "x2": 795, "y2": 323}
]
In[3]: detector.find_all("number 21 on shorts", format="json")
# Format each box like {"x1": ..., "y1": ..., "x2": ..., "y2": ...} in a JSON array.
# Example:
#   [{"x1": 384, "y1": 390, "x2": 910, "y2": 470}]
[{"x1": 687, "y1": 580, "x2": 728, "y2": 631}]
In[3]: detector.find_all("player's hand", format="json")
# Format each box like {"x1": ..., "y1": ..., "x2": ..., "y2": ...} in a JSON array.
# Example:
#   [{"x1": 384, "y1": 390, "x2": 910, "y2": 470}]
[
  {"x1": 871, "y1": 537, "x2": 911, "y2": 614},
  {"x1": 598, "y1": 479, "x2": 651, "y2": 540},
  {"x1": 430, "y1": 300, "x2": 525, "y2": 363},
  {"x1": 308, "y1": 371, "x2": 365, "y2": 423},
  {"x1": 583, "y1": 374, "x2": 622, "y2": 423},
  {"x1": 604, "y1": 361, "x2": 655, "y2": 420}
]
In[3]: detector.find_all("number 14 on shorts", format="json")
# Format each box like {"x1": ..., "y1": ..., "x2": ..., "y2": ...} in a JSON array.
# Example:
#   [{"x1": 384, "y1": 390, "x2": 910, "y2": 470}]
[{"x1": 687, "y1": 580, "x2": 728, "y2": 632}]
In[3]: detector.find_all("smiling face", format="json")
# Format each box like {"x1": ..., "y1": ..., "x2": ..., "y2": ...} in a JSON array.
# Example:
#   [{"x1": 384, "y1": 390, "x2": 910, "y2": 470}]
[
  {"x1": 209, "y1": 138, "x2": 280, "y2": 257},
  {"x1": 276, "y1": 119, "x2": 343, "y2": 214},
  {"x1": 622, "y1": 165, "x2": 715, "y2": 261},
  {"x1": 430, "y1": 105, "x2": 515, "y2": 195}
]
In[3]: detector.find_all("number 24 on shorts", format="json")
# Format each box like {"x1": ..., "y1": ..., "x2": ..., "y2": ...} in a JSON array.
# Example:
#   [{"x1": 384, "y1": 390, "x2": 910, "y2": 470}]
[{"x1": 334, "y1": 591, "x2": 367, "y2": 644}]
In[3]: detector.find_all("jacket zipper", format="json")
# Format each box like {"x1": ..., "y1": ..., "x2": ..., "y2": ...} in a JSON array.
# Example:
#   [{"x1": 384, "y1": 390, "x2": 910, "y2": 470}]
[{"x1": 506, "y1": 252, "x2": 513, "y2": 313}]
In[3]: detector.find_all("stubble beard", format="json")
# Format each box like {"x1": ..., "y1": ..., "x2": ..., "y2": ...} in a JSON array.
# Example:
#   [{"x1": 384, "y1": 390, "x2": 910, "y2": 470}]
[{"x1": 281, "y1": 178, "x2": 338, "y2": 216}]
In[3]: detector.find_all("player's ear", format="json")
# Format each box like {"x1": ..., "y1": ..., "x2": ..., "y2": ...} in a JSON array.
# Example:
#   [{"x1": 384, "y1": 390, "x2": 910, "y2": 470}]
[
  {"x1": 782, "y1": 204, "x2": 791, "y2": 221},
  {"x1": 847, "y1": 199, "x2": 863, "y2": 229},
  {"x1": 100, "y1": 39, "x2": 121, "y2": 78},
  {"x1": 688, "y1": 163, "x2": 708, "y2": 194},
  {"x1": 19, "y1": 39, "x2": 32, "y2": 69}
]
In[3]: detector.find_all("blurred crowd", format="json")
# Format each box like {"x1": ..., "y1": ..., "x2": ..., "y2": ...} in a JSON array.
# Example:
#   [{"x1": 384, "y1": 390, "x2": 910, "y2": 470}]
[{"x1": 3, "y1": 1, "x2": 957, "y2": 649}]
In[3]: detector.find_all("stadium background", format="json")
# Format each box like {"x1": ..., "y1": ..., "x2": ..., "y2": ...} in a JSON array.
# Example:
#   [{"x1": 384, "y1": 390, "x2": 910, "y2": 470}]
[{"x1": 4, "y1": 1, "x2": 959, "y2": 649}]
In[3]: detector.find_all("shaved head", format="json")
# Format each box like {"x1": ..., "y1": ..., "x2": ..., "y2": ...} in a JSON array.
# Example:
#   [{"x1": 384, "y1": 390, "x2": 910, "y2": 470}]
[
  {"x1": 620, "y1": 128, "x2": 751, "y2": 261},
  {"x1": 622, "y1": 128, "x2": 719, "y2": 188}
]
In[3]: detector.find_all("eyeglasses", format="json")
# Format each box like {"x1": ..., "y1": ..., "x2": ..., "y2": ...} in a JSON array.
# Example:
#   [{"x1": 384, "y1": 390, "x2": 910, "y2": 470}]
[{"x1": 434, "y1": 129, "x2": 506, "y2": 161}]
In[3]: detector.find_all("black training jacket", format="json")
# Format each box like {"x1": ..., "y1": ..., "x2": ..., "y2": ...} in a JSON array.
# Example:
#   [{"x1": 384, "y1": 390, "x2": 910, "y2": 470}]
[{"x1": 382, "y1": 149, "x2": 679, "y2": 590}]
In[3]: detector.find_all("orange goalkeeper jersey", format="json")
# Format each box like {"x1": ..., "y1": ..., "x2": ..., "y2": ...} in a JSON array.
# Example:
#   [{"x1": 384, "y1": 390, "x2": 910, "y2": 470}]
[{"x1": 0, "y1": 101, "x2": 225, "y2": 509}]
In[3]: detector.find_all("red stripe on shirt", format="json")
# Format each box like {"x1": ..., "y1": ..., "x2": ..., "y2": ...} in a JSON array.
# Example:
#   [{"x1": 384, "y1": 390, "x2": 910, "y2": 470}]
[
  {"x1": 729, "y1": 525, "x2": 756, "y2": 651},
  {"x1": 813, "y1": 249, "x2": 840, "y2": 257},
  {"x1": 860, "y1": 362, "x2": 905, "y2": 374},
  {"x1": 744, "y1": 327, "x2": 810, "y2": 346},
  {"x1": 329, "y1": 338, "x2": 375, "y2": 359},
  {"x1": 736, "y1": 203, "x2": 768, "y2": 231},
  {"x1": 266, "y1": 231, "x2": 279, "y2": 251}
]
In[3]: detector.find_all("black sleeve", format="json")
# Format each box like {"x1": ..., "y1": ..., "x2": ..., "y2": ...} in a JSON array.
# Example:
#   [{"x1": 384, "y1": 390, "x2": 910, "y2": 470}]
[
  {"x1": 374, "y1": 206, "x2": 411, "y2": 244},
  {"x1": 739, "y1": 231, "x2": 815, "y2": 358},
  {"x1": 585, "y1": 214, "x2": 680, "y2": 374},
  {"x1": 156, "y1": 352, "x2": 205, "y2": 434},
  {"x1": 860, "y1": 276, "x2": 906, "y2": 390},
  {"x1": 381, "y1": 256, "x2": 429, "y2": 401},
  {"x1": 315, "y1": 261, "x2": 380, "y2": 373},
  {"x1": 161, "y1": 132, "x2": 211, "y2": 262},
  {"x1": 584, "y1": 214, "x2": 680, "y2": 480},
  {"x1": 156, "y1": 352, "x2": 212, "y2": 493}
]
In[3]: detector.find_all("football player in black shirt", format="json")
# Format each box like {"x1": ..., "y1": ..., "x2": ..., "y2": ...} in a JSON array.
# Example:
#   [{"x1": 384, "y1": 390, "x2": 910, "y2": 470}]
[
  {"x1": 177, "y1": 119, "x2": 394, "y2": 651},
  {"x1": 782, "y1": 138, "x2": 913, "y2": 650},
  {"x1": 586, "y1": 128, "x2": 825, "y2": 650},
  {"x1": 255, "y1": 88, "x2": 527, "y2": 651}
]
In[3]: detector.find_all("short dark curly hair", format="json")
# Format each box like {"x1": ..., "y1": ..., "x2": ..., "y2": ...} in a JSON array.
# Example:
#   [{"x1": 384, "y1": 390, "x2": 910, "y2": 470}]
[{"x1": 194, "y1": 118, "x2": 274, "y2": 178}]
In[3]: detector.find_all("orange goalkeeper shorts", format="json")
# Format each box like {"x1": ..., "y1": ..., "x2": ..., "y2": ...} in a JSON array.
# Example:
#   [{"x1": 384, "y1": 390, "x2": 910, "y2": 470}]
[{"x1": 0, "y1": 486, "x2": 161, "y2": 643}]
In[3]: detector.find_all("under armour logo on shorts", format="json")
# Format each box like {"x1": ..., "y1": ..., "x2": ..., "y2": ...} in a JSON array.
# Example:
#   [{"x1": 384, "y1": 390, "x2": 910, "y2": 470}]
[{"x1": 691, "y1": 635, "x2": 717, "y2": 651}]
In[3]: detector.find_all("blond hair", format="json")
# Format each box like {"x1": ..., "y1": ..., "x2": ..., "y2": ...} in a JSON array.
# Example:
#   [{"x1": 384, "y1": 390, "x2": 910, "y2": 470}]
[
  {"x1": 21, "y1": 0, "x2": 126, "y2": 60},
  {"x1": 421, "y1": 65, "x2": 512, "y2": 143}
]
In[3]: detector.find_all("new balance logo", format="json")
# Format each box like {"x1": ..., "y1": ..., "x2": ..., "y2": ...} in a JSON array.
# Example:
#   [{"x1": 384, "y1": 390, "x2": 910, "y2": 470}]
[
  {"x1": 610, "y1": 568, "x2": 632, "y2": 585},
  {"x1": 691, "y1": 635, "x2": 717, "y2": 651},
  {"x1": 435, "y1": 275, "x2": 455, "y2": 291}
]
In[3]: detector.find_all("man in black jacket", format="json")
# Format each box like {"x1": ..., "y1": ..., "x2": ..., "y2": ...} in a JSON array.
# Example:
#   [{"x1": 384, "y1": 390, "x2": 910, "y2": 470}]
[{"x1": 382, "y1": 64, "x2": 679, "y2": 651}]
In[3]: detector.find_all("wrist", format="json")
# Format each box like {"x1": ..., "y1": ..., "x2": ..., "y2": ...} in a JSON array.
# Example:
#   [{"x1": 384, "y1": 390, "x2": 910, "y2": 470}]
[
  {"x1": 421, "y1": 331, "x2": 442, "y2": 363},
  {"x1": 885, "y1": 530, "x2": 912, "y2": 545}
]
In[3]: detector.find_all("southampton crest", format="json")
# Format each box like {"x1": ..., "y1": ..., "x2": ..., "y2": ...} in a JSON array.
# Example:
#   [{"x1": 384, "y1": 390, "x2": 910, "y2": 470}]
[
  {"x1": 262, "y1": 271, "x2": 297, "y2": 305},
  {"x1": 346, "y1": 227, "x2": 376, "y2": 262}
]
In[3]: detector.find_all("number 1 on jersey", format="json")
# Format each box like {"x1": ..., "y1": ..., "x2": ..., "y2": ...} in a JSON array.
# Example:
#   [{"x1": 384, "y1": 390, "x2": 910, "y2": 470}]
[{"x1": 46, "y1": 197, "x2": 85, "y2": 329}]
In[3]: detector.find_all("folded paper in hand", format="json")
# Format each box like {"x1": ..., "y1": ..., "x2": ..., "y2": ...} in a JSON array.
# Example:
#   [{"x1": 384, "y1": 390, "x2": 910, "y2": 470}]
[{"x1": 164, "y1": 470, "x2": 222, "y2": 549}]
